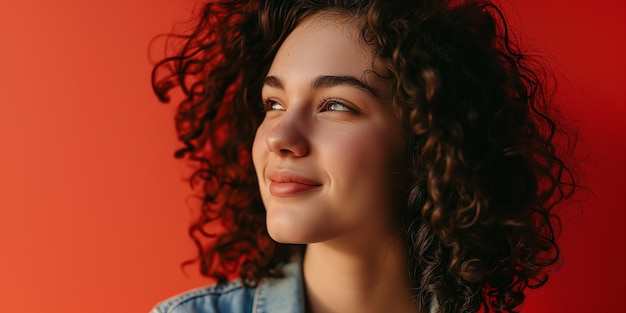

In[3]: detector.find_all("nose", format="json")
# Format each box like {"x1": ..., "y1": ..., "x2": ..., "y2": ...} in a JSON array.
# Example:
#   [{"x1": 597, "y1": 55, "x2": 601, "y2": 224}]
[{"x1": 264, "y1": 111, "x2": 310, "y2": 158}]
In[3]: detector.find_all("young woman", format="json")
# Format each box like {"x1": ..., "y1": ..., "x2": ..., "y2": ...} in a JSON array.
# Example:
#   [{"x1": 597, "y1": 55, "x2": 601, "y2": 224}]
[{"x1": 150, "y1": 0, "x2": 579, "y2": 312}]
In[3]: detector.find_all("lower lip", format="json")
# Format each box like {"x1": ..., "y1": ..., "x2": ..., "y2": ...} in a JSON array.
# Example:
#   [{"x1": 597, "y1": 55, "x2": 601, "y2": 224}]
[{"x1": 269, "y1": 181, "x2": 321, "y2": 196}]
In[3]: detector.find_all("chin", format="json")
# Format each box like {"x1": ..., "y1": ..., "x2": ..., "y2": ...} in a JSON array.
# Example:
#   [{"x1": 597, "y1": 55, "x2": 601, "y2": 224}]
[
  {"x1": 266, "y1": 220, "x2": 328, "y2": 245},
  {"x1": 267, "y1": 225, "x2": 309, "y2": 244}
]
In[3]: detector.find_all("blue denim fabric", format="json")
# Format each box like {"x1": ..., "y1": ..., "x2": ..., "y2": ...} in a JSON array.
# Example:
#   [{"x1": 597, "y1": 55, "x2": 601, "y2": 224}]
[
  {"x1": 151, "y1": 260, "x2": 305, "y2": 313},
  {"x1": 151, "y1": 259, "x2": 439, "y2": 313}
]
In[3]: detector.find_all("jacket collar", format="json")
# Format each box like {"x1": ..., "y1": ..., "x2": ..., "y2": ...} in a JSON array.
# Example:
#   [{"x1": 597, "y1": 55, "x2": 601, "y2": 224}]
[{"x1": 252, "y1": 260, "x2": 305, "y2": 313}]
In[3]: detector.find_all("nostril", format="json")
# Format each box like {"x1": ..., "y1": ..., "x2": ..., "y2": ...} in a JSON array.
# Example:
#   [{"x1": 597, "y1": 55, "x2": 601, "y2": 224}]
[
  {"x1": 263, "y1": 115, "x2": 310, "y2": 157},
  {"x1": 266, "y1": 134, "x2": 309, "y2": 157}
]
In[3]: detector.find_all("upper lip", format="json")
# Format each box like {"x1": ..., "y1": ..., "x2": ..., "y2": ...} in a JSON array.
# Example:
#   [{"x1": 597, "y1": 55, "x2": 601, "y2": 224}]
[{"x1": 267, "y1": 170, "x2": 321, "y2": 185}]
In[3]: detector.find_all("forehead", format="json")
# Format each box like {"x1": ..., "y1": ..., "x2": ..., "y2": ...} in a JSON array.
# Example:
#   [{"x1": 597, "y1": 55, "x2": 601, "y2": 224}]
[{"x1": 267, "y1": 14, "x2": 373, "y2": 80}]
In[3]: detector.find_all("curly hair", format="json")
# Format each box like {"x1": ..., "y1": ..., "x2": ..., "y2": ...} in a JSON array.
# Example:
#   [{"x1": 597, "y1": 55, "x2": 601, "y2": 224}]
[{"x1": 151, "y1": 0, "x2": 580, "y2": 312}]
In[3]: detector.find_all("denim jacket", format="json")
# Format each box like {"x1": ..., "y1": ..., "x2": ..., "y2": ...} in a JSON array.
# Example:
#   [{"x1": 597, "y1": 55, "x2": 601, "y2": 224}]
[
  {"x1": 151, "y1": 260, "x2": 305, "y2": 313},
  {"x1": 151, "y1": 260, "x2": 438, "y2": 313}
]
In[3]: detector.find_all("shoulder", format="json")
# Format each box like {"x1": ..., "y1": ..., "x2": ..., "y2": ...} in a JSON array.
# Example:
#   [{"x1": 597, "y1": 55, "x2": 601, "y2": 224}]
[{"x1": 150, "y1": 280, "x2": 254, "y2": 313}]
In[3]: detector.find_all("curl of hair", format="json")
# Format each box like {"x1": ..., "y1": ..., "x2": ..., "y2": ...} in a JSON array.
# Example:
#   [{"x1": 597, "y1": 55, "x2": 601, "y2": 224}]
[
  {"x1": 151, "y1": 0, "x2": 580, "y2": 312},
  {"x1": 151, "y1": 0, "x2": 302, "y2": 285}
]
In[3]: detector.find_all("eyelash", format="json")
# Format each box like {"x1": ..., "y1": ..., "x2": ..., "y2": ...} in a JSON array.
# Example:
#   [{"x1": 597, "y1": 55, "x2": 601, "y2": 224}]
[
  {"x1": 320, "y1": 98, "x2": 355, "y2": 112},
  {"x1": 261, "y1": 97, "x2": 356, "y2": 113},
  {"x1": 261, "y1": 98, "x2": 283, "y2": 111}
]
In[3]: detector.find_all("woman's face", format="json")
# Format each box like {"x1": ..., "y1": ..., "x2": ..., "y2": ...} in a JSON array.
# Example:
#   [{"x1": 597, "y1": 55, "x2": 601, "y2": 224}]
[{"x1": 252, "y1": 15, "x2": 405, "y2": 245}]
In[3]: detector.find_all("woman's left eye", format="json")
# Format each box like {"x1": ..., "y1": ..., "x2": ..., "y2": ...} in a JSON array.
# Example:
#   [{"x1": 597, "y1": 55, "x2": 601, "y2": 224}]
[{"x1": 320, "y1": 98, "x2": 355, "y2": 112}]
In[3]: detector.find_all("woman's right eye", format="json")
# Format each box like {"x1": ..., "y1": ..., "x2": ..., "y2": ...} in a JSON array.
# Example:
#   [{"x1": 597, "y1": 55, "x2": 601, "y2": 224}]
[{"x1": 262, "y1": 99, "x2": 285, "y2": 111}]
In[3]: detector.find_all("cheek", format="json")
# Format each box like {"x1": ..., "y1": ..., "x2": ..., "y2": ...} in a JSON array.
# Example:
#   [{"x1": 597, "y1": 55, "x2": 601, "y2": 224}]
[
  {"x1": 328, "y1": 128, "x2": 399, "y2": 175},
  {"x1": 322, "y1": 131, "x2": 398, "y2": 214},
  {"x1": 251, "y1": 126, "x2": 267, "y2": 179},
  {"x1": 330, "y1": 137, "x2": 373, "y2": 170}
]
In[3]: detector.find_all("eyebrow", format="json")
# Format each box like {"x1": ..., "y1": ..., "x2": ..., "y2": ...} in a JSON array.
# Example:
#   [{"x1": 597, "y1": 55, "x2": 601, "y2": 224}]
[{"x1": 263, "y1": 75, "x2": 379, "y2": 98}]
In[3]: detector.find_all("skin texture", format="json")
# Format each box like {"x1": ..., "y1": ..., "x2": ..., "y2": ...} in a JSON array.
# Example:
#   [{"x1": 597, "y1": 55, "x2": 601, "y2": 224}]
[
  {"x1": 252, "y1": 15, "x2": 404, "y2": 246},
  {"x1": 252, "y1": 15, "x2": 417, "y2": 313}
]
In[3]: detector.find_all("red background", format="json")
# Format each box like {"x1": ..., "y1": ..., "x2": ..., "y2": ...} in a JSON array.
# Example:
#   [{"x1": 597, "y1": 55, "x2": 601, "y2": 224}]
[{"x1": 0, "y1": 0, "x2": 624, "y2": 312}]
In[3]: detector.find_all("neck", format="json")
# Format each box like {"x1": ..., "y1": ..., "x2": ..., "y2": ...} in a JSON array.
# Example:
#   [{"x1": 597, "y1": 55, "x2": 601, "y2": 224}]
[{"x1": 302, "y1": 234, "x2": 419, "y2": 313}]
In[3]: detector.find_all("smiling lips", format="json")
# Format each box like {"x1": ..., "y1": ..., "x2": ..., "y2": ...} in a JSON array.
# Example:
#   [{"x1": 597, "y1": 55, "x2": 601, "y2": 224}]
[{"x1": 267, "y1": 171, "x2": 322, "y2": 196}]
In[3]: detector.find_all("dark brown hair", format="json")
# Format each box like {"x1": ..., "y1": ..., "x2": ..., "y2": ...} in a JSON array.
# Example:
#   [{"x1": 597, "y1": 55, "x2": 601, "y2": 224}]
[{"x1": 151, "y1": 1, "x2": 580, "y2": 312}]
